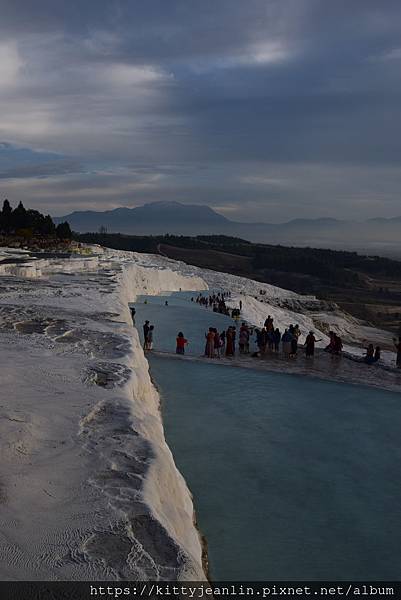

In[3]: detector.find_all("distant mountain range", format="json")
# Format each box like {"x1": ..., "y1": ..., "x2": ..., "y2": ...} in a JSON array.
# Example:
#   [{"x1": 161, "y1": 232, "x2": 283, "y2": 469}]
[{"x1": 55, "y1": 201, "x2": 401, "y2": 257}]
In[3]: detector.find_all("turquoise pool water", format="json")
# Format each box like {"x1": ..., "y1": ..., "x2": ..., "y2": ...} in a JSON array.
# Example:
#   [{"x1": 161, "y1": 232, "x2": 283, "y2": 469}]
[
  {"x1": 134, "y1": 292, "x2": 401, "y2": 580},
  {"x1": 134, "y1": 291, "x2": 257, "y2": 356}
]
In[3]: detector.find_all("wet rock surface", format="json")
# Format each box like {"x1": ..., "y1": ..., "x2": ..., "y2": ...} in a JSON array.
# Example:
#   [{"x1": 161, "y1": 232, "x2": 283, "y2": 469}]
[{"x1": 83, "y1": 362, "x2": 132, "y2": 389}]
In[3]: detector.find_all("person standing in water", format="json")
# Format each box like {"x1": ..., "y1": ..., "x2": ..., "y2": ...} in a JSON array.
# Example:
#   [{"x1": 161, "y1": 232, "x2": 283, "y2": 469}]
[
  {"x1": 176, "y1": 332, "x2": 188, "y2": 355},
  {"x1": 333, "y1": 334, "x2": 343, "y2": 356},
  {"x1": 239, "y1": 323, "x2": 249, "y2": 354},
  {"x1": 214, "y1": 329, "x2": 221, "y2": 358},
  {"x1": 231, "y1": 326, "x2": 237, "y2": 354},
  {"x1": 393, "y1": 337, "x2": 401, "y2": 368},
  {"x1": 325, "y1": 331, "x2": 336, "y2": 353},
  {"x1": 205, "y1": 328, "x2": 215, "y2": 358},
  {"x1": 273, "y1": 328, "x2": 281, "y2": 353},
  {"x1": 225, "y1": 326, "x2": 235, "y2": 357},
  {"x1": 220, "y1": 329, "x2": 226, "y2": 350},
  {"x1": 143, "y1": 320, "x2": 150, "y2": 349},
  {"x1": 145, "y1": 325, "x2": 154, "y2": 351},
  {"x1": 282, "y1": 329, "x2": 293, "y2": 359},
  {"x1": 305, "y1": 331, "x2": 322, "y2": 358},
  {"x1": 364, "y1": 344, "x2": 375, "y2": 364},
  {"x1": 290, "y1": 327, "x2": 299, "y2": 358}
]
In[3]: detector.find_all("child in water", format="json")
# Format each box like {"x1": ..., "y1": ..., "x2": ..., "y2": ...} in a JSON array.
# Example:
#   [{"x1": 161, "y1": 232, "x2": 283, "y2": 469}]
[{"x1": 176, "y1": 332, "x2": 188, "y2": 355}]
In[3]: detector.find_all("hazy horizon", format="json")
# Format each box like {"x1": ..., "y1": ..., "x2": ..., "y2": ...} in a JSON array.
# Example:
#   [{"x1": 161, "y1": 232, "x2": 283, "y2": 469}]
[
  {"x1": 58, "y1": 200, "x2": 401, "y2": 225},
  {"x1": 1, "y1": 1, "x2": 401, "y2": 222}
]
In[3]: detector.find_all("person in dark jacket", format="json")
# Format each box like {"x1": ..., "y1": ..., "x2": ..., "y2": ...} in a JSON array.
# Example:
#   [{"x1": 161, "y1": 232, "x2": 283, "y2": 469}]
[
  {"x1": 259, "y1": 326, "x2": 268, "y2": 354},
  {"x1": 364, "y1": 344, "x2": 375, "y2": 364},
  {"x1": 305, "y1": 331, "x2": 322, "y2": 357},
  {"x1": 143, "y1": 320, "x2": 150, "y2": 349},
  {"x1": 273, "y1": 328, "x2": 281, "y2": 353},
  {"x1": 255, "y1": 329, "x2": 262, "y2": 351},
  {"x1": 264, "y1": 315, "x2": 274, "y2": 332},
  {"x1": 145, "y1": 325, "x2": 154, "y2": 351},
  {"x1": 325, "y1": 331, "x2": 336, "y2": 353},
  {"x1": 393, "y1": 337, "x2": 401, "y2": 368},
  {"x1": 282, "y1": 329, "x2": 293, "y2": 358},
  {"x1": 333, "y1": 334, "x2": 343, "y2": 356}
]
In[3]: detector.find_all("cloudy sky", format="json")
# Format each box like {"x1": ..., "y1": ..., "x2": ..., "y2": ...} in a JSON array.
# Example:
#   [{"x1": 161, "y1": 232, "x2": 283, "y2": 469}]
[{"x1": 0, "y1": 0, "x2": 400, "y2": 221}]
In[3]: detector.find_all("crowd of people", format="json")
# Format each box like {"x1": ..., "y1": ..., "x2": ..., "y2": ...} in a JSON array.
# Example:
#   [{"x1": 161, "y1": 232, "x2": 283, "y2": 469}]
[
  {"x1": 178, "y1": 315, "x2": 325, "y2": 361},
  {"x1": 253, "y1": 318, "x2": 324, "y2": 359},
  {"x1": 198, "y1": 319, "x2": 398, "y2": 366},
  {"x1": 193, "y1": 292, "x2": 231, "y2": 315},
  {"x1": 203, "y1": 325, "x2": 240, "y2": 358},
  {"x1": 193, "y1": 292, "x2": 243, "y2": 320},
  {"x1": 133, "y1": 296, "x2": 401, "y2": 369}
]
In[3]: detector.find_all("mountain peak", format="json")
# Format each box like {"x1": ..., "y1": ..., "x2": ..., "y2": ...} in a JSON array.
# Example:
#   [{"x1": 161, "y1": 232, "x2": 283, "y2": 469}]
[
  {"x1": 127, "y1": 201, "x2": 229, "y2": 222},
  {"x1": 55, "y1": 200, "x2": 229, "y2": 233},
  {"x1": 138, "y1": 200, "x2": 224, "y2": 214},
  {"x1": 146, "y1": 200, "x2": 182, "y2": 208}
]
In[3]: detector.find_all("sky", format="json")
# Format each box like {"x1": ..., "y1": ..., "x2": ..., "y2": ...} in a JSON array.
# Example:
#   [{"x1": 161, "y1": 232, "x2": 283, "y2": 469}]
[{"x1": 0, "y1": 0, "x2": 400, "y2": 222}]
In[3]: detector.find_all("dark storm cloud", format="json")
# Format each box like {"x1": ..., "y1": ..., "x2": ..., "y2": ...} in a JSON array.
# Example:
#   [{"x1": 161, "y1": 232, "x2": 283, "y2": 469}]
[
  {"x1": 0, "y1": 0, "x2": 401, "y2": 219},
  {"x1": 0, "y1": 160, "x2": 83, "y2": 179}
]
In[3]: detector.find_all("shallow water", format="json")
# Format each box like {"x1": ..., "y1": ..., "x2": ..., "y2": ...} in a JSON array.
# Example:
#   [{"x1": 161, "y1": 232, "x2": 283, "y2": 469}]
[
  {"x1": 134, "y1": 291, "x2": 255, "y2": 356},
  {"x1": 135, "y1": 292, "x2": 401, "y2": 580}
]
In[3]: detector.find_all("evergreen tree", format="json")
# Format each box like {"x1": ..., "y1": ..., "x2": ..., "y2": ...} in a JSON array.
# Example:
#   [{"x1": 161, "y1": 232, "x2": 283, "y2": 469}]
[
  {"x1": 40, "y1": 215, "x2": 56, "y2": 236},
  {"x1": 26, "y1": 209, "x2": 44, "y2": 232},
  {"x1": 12, "y1": 201, "x2": 29, "y2": 230},
  {"x1": 1, "y1": 199, "x2": 12, "y2": 233},
  {"x1": 56, "y1": 221, "x2": 72, "y2": 239},
  {"x1": 0, "y1": 199, "x2": 64, "y2": 238}
]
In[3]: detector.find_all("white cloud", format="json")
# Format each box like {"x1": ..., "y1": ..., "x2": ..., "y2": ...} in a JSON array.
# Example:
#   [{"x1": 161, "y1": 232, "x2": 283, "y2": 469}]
[
  {"x1": 101, "y1": 63, "x2": 172, "y2": 86},
  {"x1": 240, "y1": 40, "x2": 291, "y2": 65},
  {"x1": 240, "y1": 175, "x2": 287, "y2": 186},
  {"x1": 0, "y1": 41, "x2": 24, "y2": 87},
  {"x1": 0, "y1": 35, "x2": 178, "y2": 158},
  {"x1": 376, "y1": 47, "x2": 401, "y2": 62},
  {"x1": 186, "y1": 40, "x2": 291, "y2": 74}
]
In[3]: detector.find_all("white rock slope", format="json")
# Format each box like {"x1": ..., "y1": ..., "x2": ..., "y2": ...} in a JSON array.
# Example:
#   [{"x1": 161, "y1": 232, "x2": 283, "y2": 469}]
[{"x1": 0, "y1": 247, "x2": 206, "y2": 580}]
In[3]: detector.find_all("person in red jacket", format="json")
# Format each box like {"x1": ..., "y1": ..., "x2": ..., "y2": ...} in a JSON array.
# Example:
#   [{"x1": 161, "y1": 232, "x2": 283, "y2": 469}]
[{"x1": 176, "y1": 331, "x2": 188, "y2": 355}]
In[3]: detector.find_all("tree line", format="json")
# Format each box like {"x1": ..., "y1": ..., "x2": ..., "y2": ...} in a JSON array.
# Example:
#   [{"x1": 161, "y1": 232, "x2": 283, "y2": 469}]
[
  {"x1": 0, "y1": 199, "x2": 72, "y2": 239},
  {"x1": 76, "y1": 231, "x2": 401, "y2": 282},
  {"x1": 251, "y1": 245, "x2": 401, "y2": 280}
]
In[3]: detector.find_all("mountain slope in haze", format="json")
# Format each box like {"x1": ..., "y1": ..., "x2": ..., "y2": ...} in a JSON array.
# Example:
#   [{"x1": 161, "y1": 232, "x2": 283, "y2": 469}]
[
  {"x1": 55, "y1": 201, "x2": 401, "y2": 256},
  {"x1": 57, "y1": 201, "x2": 228, "y2": 232}
]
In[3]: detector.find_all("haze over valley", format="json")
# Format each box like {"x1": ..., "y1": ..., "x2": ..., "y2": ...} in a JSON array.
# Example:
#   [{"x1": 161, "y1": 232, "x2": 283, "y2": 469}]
[{"x1": 57, "y1": 201, "x2": 401, "y2": 257}]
